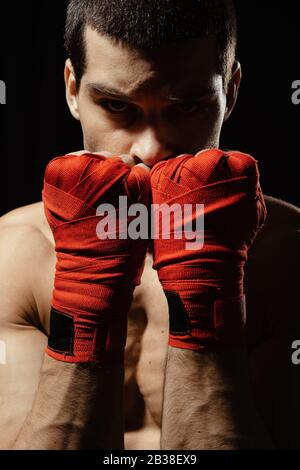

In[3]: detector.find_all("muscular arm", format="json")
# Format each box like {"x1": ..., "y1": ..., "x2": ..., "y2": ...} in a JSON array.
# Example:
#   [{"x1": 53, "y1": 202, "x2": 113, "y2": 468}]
[
  {"x1": 12, "y1": 356, "x2": 124, "y2": 450},
  {"x1": 0, "y1": 219, "x2": 125, "y2": 450},
  {"x1": 150, "y1": 151, "x2": 279, "y2": 450},
  {"x1": 161, "y1": 198, "x2": 300, "y2": 450},
  {"x1": 161, "y1": 345, "x2": 274, "y2": 449},
  {"x1": 1, "y1": 150, "x2": 149, "y2": 450}
]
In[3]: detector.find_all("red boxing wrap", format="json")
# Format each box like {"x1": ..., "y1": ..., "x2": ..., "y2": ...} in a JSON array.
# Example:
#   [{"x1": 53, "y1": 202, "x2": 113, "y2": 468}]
[
  {"x1": 150, "y1": 149, "x2": 266, "y2": 351},
  {"x1": 43, "y1": 153, "x2": 150, "y2": 364}
]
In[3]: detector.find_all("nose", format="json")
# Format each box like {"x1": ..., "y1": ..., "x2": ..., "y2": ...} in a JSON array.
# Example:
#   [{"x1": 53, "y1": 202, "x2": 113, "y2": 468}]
[{"x1": 130, "y1": 126, "x2": 174, "y2": 167}]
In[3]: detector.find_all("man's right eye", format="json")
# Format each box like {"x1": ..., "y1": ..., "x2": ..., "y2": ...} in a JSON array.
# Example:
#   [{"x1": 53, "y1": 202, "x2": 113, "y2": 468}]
[{"x1": 98, "y1": 100, "x2": 132, "y2": 114}]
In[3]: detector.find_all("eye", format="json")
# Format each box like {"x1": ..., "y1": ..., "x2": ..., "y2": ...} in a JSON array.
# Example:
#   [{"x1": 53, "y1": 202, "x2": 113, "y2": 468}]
[
  {"x1": 173, "y1": 101, "x2": 200, "y2": 114},
  {"x1": 99, "y1": 100, "x2": 132, "y2": 114}
]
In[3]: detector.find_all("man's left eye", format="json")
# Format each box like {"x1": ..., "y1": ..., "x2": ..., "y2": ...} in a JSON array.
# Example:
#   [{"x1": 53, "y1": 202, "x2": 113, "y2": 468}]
[{"x1": 173, "y1": 102, "x2": 200, "y2": 114}]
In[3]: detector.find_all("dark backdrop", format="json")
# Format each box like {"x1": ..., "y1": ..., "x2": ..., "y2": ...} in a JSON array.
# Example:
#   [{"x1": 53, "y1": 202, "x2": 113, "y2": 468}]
[{"x1": 0, "y1": 1, "x2": 299, "y2": 216}]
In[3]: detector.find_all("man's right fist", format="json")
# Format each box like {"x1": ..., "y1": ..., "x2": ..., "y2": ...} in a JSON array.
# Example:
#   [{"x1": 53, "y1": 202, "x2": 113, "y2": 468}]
[{"x1": 42, "y1": 152, "x2": 150, "y2": 364}]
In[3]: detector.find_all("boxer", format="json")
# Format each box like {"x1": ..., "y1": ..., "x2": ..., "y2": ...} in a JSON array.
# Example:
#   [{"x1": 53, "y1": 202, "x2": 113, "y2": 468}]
[{"x1": 0, "y1": 0, "x2": 299, "y2": 449}]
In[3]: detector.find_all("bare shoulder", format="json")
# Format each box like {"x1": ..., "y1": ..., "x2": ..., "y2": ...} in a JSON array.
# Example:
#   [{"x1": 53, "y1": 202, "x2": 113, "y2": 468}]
[
  {"x1": 247, "y1": 194, "x2": 300, "y2": 270},
  {"x1": 245, "y1": 195, "x2": 300, "y2": 340},
  {"x1": 252, "y1": 195, "x2": 300, "y2": 254},
  {"x1": 0, "y1": 202, "x2": 54, "y2": 327},
  {"x1": 264, "y1": 195, "x2": 300, "y2": 229},
  {"x1": 0, "y1": 202, "x2": 54, "y2": 272},
  {"x1": 0, "y1": 201, "x2": 53, "y2": 243}
]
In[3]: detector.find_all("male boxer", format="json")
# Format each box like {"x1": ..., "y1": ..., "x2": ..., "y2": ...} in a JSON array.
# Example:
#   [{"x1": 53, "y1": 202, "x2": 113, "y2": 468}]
[{"x1": 0, "y1": 0, "x2": 299, "y2": 450}]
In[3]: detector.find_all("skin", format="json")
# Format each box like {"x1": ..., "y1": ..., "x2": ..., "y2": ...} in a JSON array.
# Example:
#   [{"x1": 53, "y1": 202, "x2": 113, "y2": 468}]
[
  {"x1": 0, "y1": 26, "x2": 300, "y2": 449},
  {"x1": 65, "y1": 28, "x2": 240, "y2": 165}
]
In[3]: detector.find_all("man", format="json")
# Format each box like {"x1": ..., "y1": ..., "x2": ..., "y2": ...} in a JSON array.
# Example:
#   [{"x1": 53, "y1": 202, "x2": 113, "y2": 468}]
[{"x1": 0, "y1": 0, "x2": 299, "y2": 450}]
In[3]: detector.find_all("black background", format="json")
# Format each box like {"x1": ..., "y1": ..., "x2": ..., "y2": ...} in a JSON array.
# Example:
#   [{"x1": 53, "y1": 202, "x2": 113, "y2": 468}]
[{"x1": 0, "y1": 0, "x2": 299, "y2": 216}]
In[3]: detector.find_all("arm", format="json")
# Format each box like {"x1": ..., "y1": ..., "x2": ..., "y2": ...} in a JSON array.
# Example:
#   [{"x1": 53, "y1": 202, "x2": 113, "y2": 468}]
[
  {"x1": 2, "y1": 152, "x2": 150, "y2": 450},
  {"x1": 0, "y1": 221, "x2": 124, "y2": 450},
  {"x1": 161, "y1": 345, "x2": 273, "y2": 449},
  {"x1": 161, "y1": 200, "x2": 300, "y2": 450},
  {"x1": 12, "y1": 355, "x2": 124, "y2": 450},
  {"x1": 150, "y1": 149, "x2": 275, "y2": 450}
]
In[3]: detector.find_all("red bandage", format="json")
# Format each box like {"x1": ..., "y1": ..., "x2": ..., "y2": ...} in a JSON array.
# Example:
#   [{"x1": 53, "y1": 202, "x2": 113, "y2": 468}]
[
  {"x1": 151, "y1": 149, "x2": 266, "y2": 351},
  {"x1": 43, "y1": 153, "x2": 150, "y2": 364}
]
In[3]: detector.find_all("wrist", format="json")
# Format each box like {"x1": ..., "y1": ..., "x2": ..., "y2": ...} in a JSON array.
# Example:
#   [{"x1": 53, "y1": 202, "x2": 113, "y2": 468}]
[
  {"x1": 46, "y1": 282, "x2": 132, "y2": 364},
  {"x1": 162, "y1": 281, "x2": 246, "y2": 352}
]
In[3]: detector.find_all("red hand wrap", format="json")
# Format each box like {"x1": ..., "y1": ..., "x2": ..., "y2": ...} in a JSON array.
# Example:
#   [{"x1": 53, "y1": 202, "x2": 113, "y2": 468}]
[
  {"x1": 151, "y1": 148, "x2": 266, "y2": 351},
  {"x1": 43, "y1": 153, "x2": 150, "y2": 363}
]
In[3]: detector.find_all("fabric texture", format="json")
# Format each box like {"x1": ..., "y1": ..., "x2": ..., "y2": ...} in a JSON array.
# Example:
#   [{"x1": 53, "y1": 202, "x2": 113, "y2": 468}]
[
  {"x1": 151, "y1": 148, "x2": 267, "y2": 351},
  {"x1": 43, "y1": 153, "x2": 150, "y2": 363}
]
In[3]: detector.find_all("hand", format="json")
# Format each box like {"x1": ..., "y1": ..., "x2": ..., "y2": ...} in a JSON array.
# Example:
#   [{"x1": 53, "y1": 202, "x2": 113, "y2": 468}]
[
  {"x1": 67, "y1": 150, "x2": 149, "y2": 171},
  {"x1": 150, "y1": 148, "x2": 266, "y2": 351},
  {"x1": 43, "y1": 151, "x2": 150, "y2": 363}
]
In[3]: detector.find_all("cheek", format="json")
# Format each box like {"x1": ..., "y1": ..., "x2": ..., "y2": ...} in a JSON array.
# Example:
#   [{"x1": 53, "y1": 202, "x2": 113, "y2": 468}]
[
  {"x1": 83, "y1": 128, "x2": 132, "y2": 154},
  {"x1": 79, "y1": 112, "x2": 133, "y2": 154}
]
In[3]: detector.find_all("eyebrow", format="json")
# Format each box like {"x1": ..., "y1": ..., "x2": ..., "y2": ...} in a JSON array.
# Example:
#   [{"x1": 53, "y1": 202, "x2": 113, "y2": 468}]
[
  {"x1": 87, "y1": 83, "x2": 133, "y2": 101},
  {"x1": 87, "y1": 82, "x2": 217, "y2": 102}
]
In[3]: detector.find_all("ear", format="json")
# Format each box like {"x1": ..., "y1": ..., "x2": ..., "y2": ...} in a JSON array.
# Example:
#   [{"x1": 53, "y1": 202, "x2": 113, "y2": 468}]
[
  {"x1": 64, "y1": 58, "x2": 80, "y2": 121},
  {"x1": 223, "y1": 61, "x2": 242, "y2": 122}
]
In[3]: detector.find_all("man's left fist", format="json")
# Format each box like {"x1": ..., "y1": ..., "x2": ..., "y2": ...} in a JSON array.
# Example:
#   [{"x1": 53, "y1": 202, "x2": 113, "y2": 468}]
[{"x1": 150, "y1": 148, "x2": 266, "y2": 351}]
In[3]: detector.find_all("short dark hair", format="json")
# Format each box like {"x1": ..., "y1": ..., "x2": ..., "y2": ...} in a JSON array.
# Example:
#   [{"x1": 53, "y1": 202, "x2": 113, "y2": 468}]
[{"x1": 65, "y1": 0, "x2": 237, "y2": 90}]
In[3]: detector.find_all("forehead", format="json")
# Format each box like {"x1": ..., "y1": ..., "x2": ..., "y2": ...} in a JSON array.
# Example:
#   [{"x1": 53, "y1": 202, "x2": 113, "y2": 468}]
[{"x1": 83, "y1": 26, "x2": 221, "y2": 99}]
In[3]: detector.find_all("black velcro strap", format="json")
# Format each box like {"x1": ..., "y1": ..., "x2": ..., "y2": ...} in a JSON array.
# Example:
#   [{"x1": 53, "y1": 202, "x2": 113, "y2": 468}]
[
  {"x1": 164, "y1": 290, "x2": 191, "y2": 335},
  {"x1": 48, "y1": 308, "x2": 74, "y2": 354}
]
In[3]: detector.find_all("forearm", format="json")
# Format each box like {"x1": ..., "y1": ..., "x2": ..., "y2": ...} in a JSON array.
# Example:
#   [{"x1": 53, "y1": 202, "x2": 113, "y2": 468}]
[
  {"x1": 18, "y1": 152, "x2": 149, "y2": 450},
  {"x1": 161, "y1": 345, "x2": 274, "y2": 450},
  {"x1": 12, "y1": 354, "x2": 124, "y2": 450}
]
